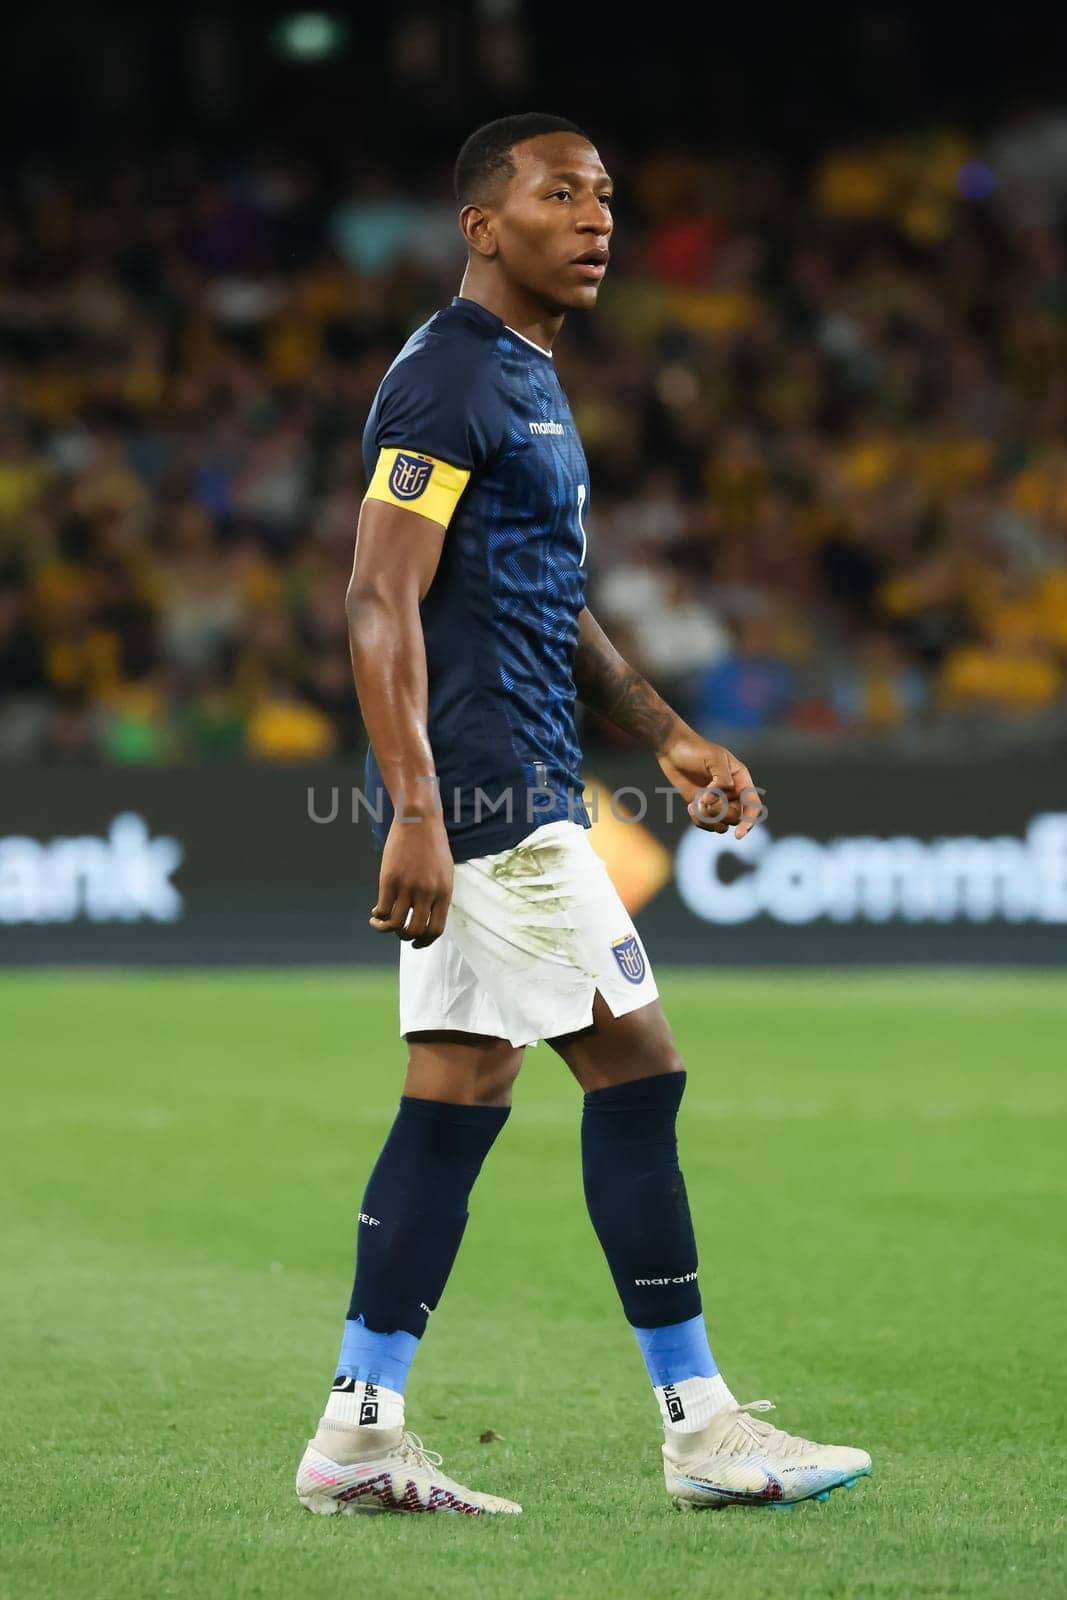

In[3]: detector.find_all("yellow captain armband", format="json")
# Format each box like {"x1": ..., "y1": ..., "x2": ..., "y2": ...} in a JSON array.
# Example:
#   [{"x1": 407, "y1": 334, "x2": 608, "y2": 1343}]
[{"x1": 365, "y1": 448, "x2": 471, "y2": 528}]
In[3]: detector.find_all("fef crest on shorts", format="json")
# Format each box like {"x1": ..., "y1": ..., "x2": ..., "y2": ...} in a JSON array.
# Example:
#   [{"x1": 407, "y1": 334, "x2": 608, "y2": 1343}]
[
  {"x1": 611, "y1": 933, "x2": 646, "y2": 985},
  {"x1": 389, "y1": 452, "x2": 433, "y2": 500}
]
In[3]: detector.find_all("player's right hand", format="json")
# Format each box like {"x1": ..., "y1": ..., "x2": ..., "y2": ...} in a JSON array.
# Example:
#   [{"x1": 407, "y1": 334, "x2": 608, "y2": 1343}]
[{"x1": 370, "y1": 814, "x2": 454, "y2": 948}]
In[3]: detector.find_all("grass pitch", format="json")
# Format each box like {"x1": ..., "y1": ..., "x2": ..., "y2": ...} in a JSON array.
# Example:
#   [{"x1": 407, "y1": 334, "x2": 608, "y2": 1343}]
[{"x1": 1, "y1": 969, "x2": 1064, "y2": 1600}]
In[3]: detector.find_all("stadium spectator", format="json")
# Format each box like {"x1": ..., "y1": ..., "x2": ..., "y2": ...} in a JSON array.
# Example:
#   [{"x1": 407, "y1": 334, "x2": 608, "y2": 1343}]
[{"x1": 3, "y1": 122, "x2": 1067, "y2": 762}]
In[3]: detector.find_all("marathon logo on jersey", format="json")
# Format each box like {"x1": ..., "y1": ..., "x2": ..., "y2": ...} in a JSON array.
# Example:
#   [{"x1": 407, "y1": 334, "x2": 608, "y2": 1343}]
[
  {"x1": 388, "y1": 452, "x2": 434, "y2": 500},
  {"x1": 611, "y1": 933, "x2": 646, "y2": 984},
  {"x1": 662, "y1": 1384, "x2": 686, "y2": 1423}
]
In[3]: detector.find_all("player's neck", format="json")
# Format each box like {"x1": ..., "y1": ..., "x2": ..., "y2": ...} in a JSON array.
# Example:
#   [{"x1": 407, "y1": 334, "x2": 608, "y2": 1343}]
[{"x1": 456, "y1": 270, "x2": 562, "y2": 354}]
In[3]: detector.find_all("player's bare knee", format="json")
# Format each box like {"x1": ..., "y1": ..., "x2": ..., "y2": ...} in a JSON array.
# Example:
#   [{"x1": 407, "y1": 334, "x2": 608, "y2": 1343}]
[
  {"x1": 624, "y1": 1037, "x2": 684, "y2": 1082},
  {"x1": 636, "y1": 1006, "x2": 684, "y2": 1079},
  {"x1": 658, "y1": 1042, "x2": 686, "y2": 1079},
  {"x1": 473, "y1": 1048, "x2": 523, "y2": 1106},
  {"x1": 404, "y1": 1033, "x2": 523, "y2": 1106}
]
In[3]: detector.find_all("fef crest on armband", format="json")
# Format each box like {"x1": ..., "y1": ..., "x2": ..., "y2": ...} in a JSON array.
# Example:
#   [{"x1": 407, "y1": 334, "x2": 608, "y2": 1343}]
[{"x1": 389, "y1": 453, "x2": 433, "y2": 500}]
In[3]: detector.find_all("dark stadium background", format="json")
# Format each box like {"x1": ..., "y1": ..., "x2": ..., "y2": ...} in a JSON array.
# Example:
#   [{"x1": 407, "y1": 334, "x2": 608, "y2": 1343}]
[{"x1": 2, "y1": 8, "x2": 1064, "y2": 159}]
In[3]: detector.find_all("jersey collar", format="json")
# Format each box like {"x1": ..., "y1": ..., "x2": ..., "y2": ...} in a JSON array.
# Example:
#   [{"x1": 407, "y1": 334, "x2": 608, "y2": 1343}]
[{"x1": 450, "y1": 296, "x2": 554, "y2": 359}]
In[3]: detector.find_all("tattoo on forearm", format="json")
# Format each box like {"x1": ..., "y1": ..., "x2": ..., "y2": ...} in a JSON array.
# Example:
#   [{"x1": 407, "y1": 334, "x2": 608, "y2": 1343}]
[{"x1": 574, "y1": 637, "x2": 676, "y2": 751}]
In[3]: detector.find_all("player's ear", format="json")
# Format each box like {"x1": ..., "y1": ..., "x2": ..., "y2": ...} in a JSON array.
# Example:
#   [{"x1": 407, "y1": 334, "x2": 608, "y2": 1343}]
[{"x1": 460, "y1": 203, "x2": 497, "y2": 259}]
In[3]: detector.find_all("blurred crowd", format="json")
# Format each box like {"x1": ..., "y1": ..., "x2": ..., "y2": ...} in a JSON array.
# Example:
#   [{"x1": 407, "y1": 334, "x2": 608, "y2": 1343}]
[{"x1": 4, "y1": 111, "x2": 1067, "y2": 764}]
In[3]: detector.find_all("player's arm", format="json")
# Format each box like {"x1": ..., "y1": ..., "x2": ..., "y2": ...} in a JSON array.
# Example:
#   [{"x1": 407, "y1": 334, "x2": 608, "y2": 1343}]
[
  {"x1": 347, "y1": 490, "x2": 453, "y2": 947},
  {"x1": 573, "y1": 606, "x2": 763, "y2": 838}
]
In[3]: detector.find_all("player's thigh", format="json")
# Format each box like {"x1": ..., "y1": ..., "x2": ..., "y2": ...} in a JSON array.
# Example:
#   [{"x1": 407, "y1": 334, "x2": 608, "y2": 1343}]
[
  {"x1": 547, "y1": 991, "x2": 683, "y2": 1093},
  {"x1": 404, "y1": 1030, "x2": 525, "y2": 1107}
]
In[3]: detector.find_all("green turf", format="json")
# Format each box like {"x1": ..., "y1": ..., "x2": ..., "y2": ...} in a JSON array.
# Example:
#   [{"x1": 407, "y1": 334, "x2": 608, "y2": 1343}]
[{"x1": 1, "y1": 970, "x2": 1064, "y2": 1599}]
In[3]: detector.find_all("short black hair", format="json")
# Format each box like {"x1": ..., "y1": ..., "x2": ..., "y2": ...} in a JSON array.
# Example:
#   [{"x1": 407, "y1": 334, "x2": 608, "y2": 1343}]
[{"x1": 454, "y1": 113, "x2": 590, "y2": 206}]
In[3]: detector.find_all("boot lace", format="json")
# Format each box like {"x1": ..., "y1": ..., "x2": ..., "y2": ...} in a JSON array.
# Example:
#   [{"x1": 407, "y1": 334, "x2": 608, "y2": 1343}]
[
  {"x1": 397, "y1": 1431, "x2": 445, "y2": 1472},
  {"x1": 732, "y1": 1400, "x2": 819, "y2": 1456}
]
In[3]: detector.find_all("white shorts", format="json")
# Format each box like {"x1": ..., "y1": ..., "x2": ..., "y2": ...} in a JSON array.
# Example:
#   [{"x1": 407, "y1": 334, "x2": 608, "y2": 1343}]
[{"x1": 398, "y1": 820, "x2": 659, "y2": 1048}]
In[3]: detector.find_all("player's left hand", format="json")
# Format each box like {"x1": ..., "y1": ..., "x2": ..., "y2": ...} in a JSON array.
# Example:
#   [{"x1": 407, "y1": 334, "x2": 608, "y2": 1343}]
[{"x1": 656, "y1": 736, "x2": 764, "y2": 839}]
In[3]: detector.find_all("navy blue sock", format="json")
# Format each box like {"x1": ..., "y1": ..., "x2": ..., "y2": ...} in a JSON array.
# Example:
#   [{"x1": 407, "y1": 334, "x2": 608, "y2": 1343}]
[
  {"x1": 345, "y1": 1096, "x2": 509, "y2": 1346},
  {"x1": 581, "y1": 1071, "x2": 701, "y2": 1328}
]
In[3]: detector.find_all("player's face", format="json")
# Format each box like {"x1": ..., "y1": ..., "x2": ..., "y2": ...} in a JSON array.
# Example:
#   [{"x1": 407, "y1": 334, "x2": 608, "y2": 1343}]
[{"x1": 495, "y1": 134, "x2": 613, "y2": 311}]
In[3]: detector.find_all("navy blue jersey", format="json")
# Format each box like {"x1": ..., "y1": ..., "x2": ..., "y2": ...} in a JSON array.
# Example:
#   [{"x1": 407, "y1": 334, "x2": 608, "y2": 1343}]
[{"x1": 360, "y1": 295, "x2": 591, "y2": 862}]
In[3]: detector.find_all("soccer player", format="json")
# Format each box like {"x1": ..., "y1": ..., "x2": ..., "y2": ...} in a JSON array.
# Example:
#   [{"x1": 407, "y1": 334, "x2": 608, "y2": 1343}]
[{"x1": 296, "y1": 114, "x2": 871, "y2": 1516}]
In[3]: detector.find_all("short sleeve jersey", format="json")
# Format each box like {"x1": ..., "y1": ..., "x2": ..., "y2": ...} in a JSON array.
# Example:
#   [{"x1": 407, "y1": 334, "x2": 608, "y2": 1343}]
[{"x1": 360, "y1": 295, "x2": 591, "y2": 861}]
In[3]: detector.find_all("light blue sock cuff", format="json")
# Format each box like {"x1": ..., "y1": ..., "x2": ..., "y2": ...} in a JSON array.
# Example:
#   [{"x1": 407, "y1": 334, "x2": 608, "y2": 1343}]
[
  {"x1": 337, "y1": 1316, "x2": 420, "y2": 1393},
  {"x1": 631, "y1": 1314, "x2": 718, "y2": 1387}
]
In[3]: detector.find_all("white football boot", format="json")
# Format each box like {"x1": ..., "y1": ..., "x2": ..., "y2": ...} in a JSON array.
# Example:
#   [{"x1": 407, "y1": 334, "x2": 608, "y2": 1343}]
[
  {"x1": 663, "y1": 1400, "x2": 871, "y2": 1511},
  {"x1": 296, "y1": 1418, "x2": 521, "y2": 1516}
]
